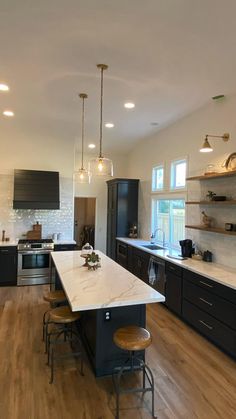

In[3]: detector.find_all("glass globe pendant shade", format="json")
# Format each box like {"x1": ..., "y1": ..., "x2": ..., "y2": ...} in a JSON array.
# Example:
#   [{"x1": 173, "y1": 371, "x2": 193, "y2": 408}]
[
  {"x1": 89, "y1": 156, "x2": 113, "y2": 177},
  {"x1": 74, "y1": 167, "x2": 91, "y2": 184}
]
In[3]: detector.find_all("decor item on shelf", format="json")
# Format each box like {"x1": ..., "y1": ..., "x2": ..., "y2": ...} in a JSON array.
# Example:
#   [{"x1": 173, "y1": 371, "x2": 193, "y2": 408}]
[
  {"x1": 202, "y1": 250, "x2": 213, "y2": 262},
  {"x1": 199, "y1": 132, "x2": 230, "y2": 153},
  {"x1": 212, "y1": 195, "x2": 226, "y2": 201},
  {"x1": 204, "y1": 164, "x2": 218, "y2": 175},
  {"x1": 86, "y1": 251, "x2": 101, "y2": 270},
  {"x1": 1, "y1": 230, "x2": 5, "y2": 242},
  {"x1": 74, "y1": 93, "x2": 90, "y2": 184},
  {"x1": 89, "y1": 64, "x2": 113, "y2": 177},
  {"x1": 225, "y1": 223, "x2": 236, "y2": 231},
  {"x1": 128, "y1": 223, "x2": 138, "y2": 238},
  {"x1": 222, "y1": 152, "x2": 236, "y2": 171},
  {"x1": 206, "y1": 190, "x2": 216, "y2": 200},
  {"x1": 201, "y1": 211, "x2": 212, "y2": 227}
]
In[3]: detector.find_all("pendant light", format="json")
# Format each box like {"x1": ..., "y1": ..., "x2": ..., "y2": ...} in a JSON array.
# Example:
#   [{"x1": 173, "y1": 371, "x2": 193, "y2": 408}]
[
  {"x1": 89, "y1": 64, "x2": 113, "y2": 177},
  {"x1": 74, "y1": 93, "x2": 91, "y2": 184}
]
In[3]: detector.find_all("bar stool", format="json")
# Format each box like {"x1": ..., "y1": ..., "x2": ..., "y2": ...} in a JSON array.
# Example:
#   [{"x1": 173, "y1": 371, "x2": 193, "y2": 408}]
[
  {"x1": 42, "y1": 290, "x2": 67, "y2": 345},
  {"x1": 46, "y1": 306, "x2": 84, "y2": 384},
  {"x1": 113, "y1": 325, "x2": 156, "y2": 419}
]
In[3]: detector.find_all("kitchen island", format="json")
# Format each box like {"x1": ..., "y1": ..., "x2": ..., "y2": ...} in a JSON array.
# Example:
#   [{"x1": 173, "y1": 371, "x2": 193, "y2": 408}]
[{"x1": 50, "y1": 250, "x2": 165, "y2": 376}]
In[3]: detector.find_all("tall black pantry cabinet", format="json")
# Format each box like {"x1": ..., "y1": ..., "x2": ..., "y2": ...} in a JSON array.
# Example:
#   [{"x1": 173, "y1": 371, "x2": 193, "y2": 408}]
[{"x1": 106, "y1": 178, "x2": 139, "y2": 260}]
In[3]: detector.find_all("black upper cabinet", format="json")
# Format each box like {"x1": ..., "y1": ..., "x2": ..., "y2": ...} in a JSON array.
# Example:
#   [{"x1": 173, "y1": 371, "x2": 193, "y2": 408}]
[
  {"x1": 0, "y1": 246, "x2": 17, "y2": 286},
  {"x1": 13, "y1": 169, "x2": 60, "y2": 209},
  {"x1": 106, "y1": 179, "x2": 139, "y2": 260}
]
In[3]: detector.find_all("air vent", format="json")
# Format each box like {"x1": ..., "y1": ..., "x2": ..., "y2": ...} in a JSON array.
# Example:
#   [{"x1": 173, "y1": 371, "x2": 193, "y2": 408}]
[{"x1": 13, "y1": 169, "x2": 60, "y2": 209}]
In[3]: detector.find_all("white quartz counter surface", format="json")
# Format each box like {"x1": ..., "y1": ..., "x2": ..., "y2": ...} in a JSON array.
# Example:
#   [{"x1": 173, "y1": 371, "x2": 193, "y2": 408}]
[
  {"x1": 0, "y1": 240, "x2": 18, "y2": 247},
  {"x1": 51, "y1": 250, "x2": 165, "y2": 312},
  {"x1": 117, "y1": 238, "x2": 236, "y2": 290}
]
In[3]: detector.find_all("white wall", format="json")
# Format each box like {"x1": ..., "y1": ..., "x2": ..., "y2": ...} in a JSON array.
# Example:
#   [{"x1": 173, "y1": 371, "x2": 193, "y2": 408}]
[
  {"x1": 127, "y1": 94, "x2": 236, "y2": 268},
  {"x1": 0, "y1": 125, "x2": 128, "y2": 247}
]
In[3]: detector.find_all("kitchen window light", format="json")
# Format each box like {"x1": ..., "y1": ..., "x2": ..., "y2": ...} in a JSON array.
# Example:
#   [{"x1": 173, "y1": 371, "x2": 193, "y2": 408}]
[
  {"x1": 170, "y1": 158, "x2": 187, "y2": 190},
  {"x1": 152, "y1": 198, "x2": 185, "y2": 249},
  {"x1": 152, "y1": 165, "x2": 164, "y2": 191}
]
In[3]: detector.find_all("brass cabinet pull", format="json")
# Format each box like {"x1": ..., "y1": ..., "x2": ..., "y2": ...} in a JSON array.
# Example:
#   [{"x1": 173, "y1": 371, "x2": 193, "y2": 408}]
[
  {"x1": 199, "y1": 320, "x2": 213, "y2": 330},
  {"x1": 199, "y1": 297, "x2": 213, "y2": 306},
  {"x1": 199, "y1": 280, "x2": 213, "y2": 288}
]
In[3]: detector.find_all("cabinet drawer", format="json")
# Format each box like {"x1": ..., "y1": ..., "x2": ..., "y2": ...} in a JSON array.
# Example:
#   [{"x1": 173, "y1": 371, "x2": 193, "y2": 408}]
[
  {"x1": 54, "y1": 244, "x2": 76, "y2": 251},
  {"x1": 182, "y1": 300, "x2": 236, "y2": 358},
  {"x1": 183, "y1": 269, "x2": 236, "y2": 305},
  {"x1": 183, "y1": 280, "x2": 236, "y2": 330},
  {"x1": 0, "y1": 246, "x2": 17, "y2": 254},
  {"x1": 166, "y1": 262, "x2": 182, "y2": 277}
]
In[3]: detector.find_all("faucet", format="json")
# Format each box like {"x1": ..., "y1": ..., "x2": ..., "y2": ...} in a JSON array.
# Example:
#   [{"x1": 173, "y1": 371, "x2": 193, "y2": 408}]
[{"x1": 151, "y1": 228, "x2": 166, "y2": 248}]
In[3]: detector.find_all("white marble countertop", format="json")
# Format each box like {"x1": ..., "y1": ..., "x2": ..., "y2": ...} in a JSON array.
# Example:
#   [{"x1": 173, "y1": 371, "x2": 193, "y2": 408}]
[
  {"x1": 51, "y1": 250, "x2": 165, "y2": 312},
  {"x1": 0, "y1": 240, "x2": 18, "y2": 247},
  {"x1": 117, "y1": 238, "x2": 236, "y2": 290}
]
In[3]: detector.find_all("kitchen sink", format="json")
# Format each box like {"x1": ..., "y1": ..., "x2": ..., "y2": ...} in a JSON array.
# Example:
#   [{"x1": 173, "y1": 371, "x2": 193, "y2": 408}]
[{"x1": 141, "y1": 244, "x2": 164, "y2": 250}]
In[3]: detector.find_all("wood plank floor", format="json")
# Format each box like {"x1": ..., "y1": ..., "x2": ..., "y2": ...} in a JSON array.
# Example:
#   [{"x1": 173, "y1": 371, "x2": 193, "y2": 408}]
[{"x1": 0, "y1": 285, "x2": 235, "y2": 419}]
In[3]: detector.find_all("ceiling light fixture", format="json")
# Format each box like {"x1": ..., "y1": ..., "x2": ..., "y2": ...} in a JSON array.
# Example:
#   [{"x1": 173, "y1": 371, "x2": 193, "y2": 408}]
[
  {"x1": 88, "y1": 143, "x2": 96, "y2": 149},
  {"x1": 200, "y1": 132, "x2": 230, "y2": 153},
  {"x1": 124, "y1": 102, "x2": 135, "y2": 109},
  {"x1": 3, "y1": 110, "x2": 14, "y2": 117},
  {"x1": 105, "y1": 122, "x2": 114, "y2": 128},
  {"x1": 89, "y1": 64, "x2": 113, "y2": 177},
  {"x1": 74, "y1": 93, "x2": 91, "y2": 184},
  {"x1": 0, "y1": 84, "x2": 9, "y2": 91}
]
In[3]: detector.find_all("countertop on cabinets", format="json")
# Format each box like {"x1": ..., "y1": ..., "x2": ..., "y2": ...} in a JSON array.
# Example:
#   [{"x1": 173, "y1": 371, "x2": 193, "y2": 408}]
[
  {"x1": 116, "y1": 238, "x2": 236, "y2": 290},
  {"x1": 0, "y1": 240, "x2": 18, "y2": 247},
  {"x1": 51, "y1": 250, "x2": 165, "y2": 312}
]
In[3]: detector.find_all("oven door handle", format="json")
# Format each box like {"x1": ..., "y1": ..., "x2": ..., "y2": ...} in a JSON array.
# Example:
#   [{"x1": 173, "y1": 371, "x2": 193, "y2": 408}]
[{"x1": 18, "y1": 250, "x2": 52, "y2": 255}]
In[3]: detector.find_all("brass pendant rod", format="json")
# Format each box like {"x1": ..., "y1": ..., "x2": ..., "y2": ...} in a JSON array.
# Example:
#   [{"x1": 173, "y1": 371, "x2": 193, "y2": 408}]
[
  {"x1": 97, "y1": 64, "x2": 108, "y2": 159},
  {"x1": 79, "y1": 93, "x2": 88, "y2": 169}
]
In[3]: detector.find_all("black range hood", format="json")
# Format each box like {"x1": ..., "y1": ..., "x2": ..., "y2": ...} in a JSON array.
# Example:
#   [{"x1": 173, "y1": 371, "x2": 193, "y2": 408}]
[{"x1": 13, "y1": 169, "x2": 60, "y2": 209}]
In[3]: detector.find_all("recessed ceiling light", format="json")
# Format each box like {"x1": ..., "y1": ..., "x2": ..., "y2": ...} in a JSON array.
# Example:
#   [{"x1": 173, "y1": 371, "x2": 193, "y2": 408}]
[
  {"x1": 3, "y1": 110, "x2": 14, "y2": 117},
  {"x1": 150, "y1": 122, "x2": 159, "y2": 126},
  {"x1": 0, "y1": 84, "x2": 9, "y2": 91},
  {"x1": 124, "y1": 102, "x2": 135, "y2": 109},
  {"x1": 105, "y1": 123, "x2": 114, "y2": 128},
  {"x1": 88, "y1": 143, "x2": 96, "y2": 149}
]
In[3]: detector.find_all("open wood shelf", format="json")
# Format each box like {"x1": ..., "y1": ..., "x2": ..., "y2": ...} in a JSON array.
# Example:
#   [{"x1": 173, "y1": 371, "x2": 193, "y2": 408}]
[
  {"x1": 186, "y1": 169, "x2": 236, "y2": 181},
  {"x1": 185, "y1": 225, "x2": 236, "y2": 236},
  {"x1": 186, "y1": 200, "x2": 236, "y2": 205}
]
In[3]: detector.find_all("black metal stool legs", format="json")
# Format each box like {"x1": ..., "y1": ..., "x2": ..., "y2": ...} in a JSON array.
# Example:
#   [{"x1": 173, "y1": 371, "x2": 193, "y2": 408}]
[{"x1": 113, "y1": 352, "x2": 156, "y2": 419}]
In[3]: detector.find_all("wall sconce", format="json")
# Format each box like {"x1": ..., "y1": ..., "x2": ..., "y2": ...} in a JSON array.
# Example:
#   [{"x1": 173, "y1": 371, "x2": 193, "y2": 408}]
[{"x1": 200, "y1": 133, "x2": 230, "y2": 152}]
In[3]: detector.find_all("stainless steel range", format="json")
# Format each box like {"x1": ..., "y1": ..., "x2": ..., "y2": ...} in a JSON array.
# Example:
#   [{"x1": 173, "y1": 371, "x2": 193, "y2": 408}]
[{"x1": 17, "y1": 239, "x2": 54, "y2": 286}]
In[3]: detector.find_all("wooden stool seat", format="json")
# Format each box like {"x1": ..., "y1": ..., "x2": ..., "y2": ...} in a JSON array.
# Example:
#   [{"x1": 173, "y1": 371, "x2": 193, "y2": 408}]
[
  {"x1": 49, "y1": 306, "x2": 80, "y2": 324},
  {"x1": 43, "y1": 290, "x2": 66, "y2": 304},
  {"x1": 113, "y1": 325, "x2": 152, "y2": 352}
]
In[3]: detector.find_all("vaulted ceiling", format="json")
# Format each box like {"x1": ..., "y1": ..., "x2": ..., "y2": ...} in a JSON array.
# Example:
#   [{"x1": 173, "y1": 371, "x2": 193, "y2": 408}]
[{"x1": 1, "y1": 0, "x2": 236, "y2": 153}]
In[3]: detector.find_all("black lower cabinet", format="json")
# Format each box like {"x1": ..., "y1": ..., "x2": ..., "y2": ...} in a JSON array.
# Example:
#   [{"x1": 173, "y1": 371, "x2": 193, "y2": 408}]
[
  {"x1": 80, "y1": 304, "x2": 146, "y2": 377},
  {"x1": 116, "y1": 240, "x2": 150, "y2": 283},
  {"x1": 0, "y1": 246, "x2": 17, "y2": 286},
  {"x1": 183, "y1": 300, "x2": 236, "y2": 358},
  {"x1": 131, "y1": 248, "x2": 150, "y2": 284},
  {"x1": 183, "y1": 270, "x2": 236, "y2": 358},
  {"x1": 116, "y1": 240, "x2": 236, "y2": 359},
  {"x1": 165, "y1": 262, "x2": 182, "y2": 315}
]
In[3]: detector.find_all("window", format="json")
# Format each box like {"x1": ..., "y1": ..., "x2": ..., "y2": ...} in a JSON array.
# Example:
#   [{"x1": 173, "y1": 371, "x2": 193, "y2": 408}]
[
  {"x1": 171, "y1": 159, "x2": 187, "y2": 190},
  {"x1": 152, "y1": 198, "x2": 185, "y2": 249},
  {"x1": 152, "y1": 165, "x2": 164, "y2": 191}
]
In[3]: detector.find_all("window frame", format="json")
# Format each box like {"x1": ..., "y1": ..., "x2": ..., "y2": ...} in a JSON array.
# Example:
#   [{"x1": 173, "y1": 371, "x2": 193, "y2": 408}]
[
  {"x1": 170, "y1": 158, "x2": 187, "y2": 191},
  {"x1": 151, "y1": 163, "x2": 165, "y2": 192},
  {"x1": 151, "y1": 195, "x2": 186, "y2": 250}
]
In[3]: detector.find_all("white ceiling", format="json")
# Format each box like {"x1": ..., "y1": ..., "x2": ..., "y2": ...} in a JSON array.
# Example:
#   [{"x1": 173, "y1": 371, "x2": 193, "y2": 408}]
[{"x1": 1, "y1": 0, "x2": 236, "y2": 153}]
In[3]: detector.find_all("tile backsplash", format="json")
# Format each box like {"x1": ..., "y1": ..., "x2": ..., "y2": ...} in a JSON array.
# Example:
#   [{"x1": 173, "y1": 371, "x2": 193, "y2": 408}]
[{"x1": 0, "y1": 174, "x2": 74, "y2": 241}]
